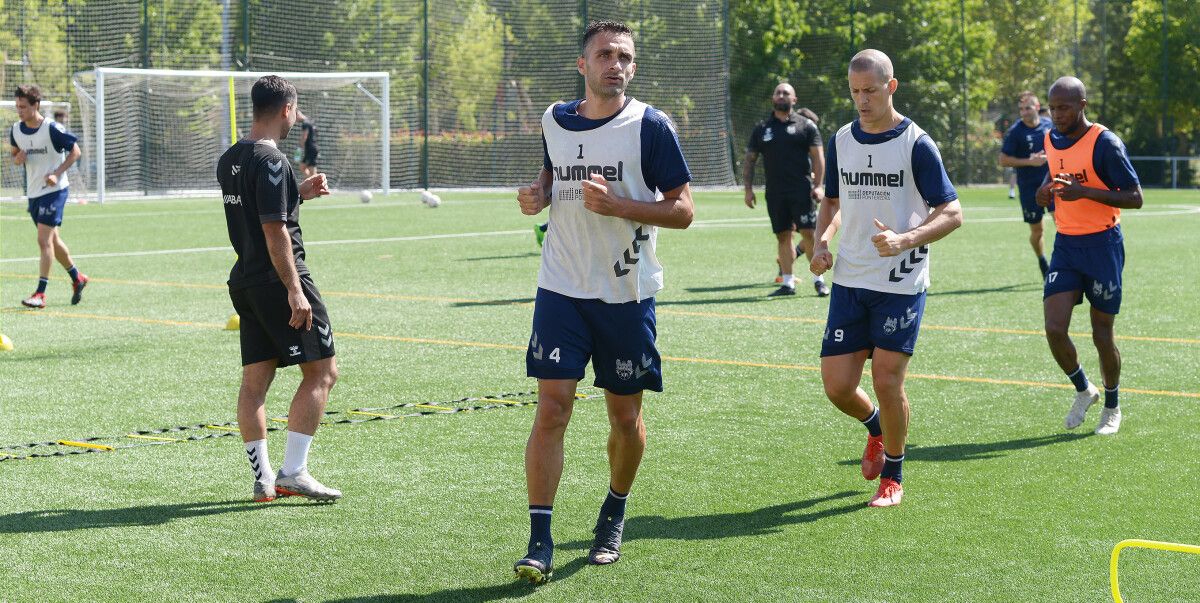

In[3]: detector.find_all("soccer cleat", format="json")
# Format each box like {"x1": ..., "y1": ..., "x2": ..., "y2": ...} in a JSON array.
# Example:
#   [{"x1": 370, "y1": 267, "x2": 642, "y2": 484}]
[
  {"x1": 767, "y1": 285, "x2": 796, "y2": 297},
  {"x1": 588, "y1": 514, "x2": 625, "y2": 565},
  {"x1": 814, "y1": 279, "x2": 831, "y2": 297},
  {"x1": 71, "y1": 274, "x2": 89, "y2": 305},
  {"x1": 253, "y1": 479, "x2": 276, "y2": 503},
  {"x1": 274, "y1": 469, "x2": 342, "y2": 501},
  {"x1": 1064, "y1": 384, "x2": 1100, "y2": 430},
  {"x1": 21, "y1": 292, "x2": 46, "y2": 309},
  {"x1": 514, "y1": 540, "x2": 553, "y2": 584},
  {"x1": 533, "y1": 223, "x2": 545, "y2": 248},
  {"x1": 868, "y1": 477, "x2": 904, "y2": 507},
  {"x1": 1095, "y1": 407, "x2": 1122, "y2": 435},
  {"x1": 862, "y1": 434, "x2": 885, "y2": 480}
]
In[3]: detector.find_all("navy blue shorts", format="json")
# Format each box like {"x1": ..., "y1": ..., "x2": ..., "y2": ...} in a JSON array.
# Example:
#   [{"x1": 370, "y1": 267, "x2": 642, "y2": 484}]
[
  {"x1": 1044, "y1": 226, "x2": 1124, "y2": 315},
  {"x1": 1017, "y1": 182, "x2": 1048, "y2": 224},
  {"x1": 820, "y1": 284, "x2": 927, "y2": 357},
  {"x1": 28, "y1": 188, "x2": 68, "y2": 227},
  {"x1": 526, "y1": 287, "x2": 662, "y2": 395}
]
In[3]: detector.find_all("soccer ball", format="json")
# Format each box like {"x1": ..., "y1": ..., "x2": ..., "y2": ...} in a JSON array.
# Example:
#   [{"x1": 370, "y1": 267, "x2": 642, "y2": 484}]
[
  {"x1": 421, "y1": 190, "x2": 441, "y2": 208},
  {"x1": 359, "y1": 190, "x2": 373, "y2": 204}
]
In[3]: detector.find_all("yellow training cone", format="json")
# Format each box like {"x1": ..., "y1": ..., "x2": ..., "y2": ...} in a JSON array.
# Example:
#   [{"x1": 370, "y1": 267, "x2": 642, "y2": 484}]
[
  {"x1": 225, "y1": 314, "x2": 240, "y2": 331},
  {"x1": 0, "y1": 334, "x2": 13, "y2": 351}
]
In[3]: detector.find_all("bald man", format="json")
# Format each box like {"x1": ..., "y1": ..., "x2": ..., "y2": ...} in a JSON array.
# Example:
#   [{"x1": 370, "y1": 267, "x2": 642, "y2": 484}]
[
  {"x1": 744, "y1": 82, "x2": 829, "y2": 297},
  {"x1": 1035, "y1": 76, "x2": 1142, "y2": 436},
  {"x1": 811, "y1": 49, "x2": 963, "y2": 507}
]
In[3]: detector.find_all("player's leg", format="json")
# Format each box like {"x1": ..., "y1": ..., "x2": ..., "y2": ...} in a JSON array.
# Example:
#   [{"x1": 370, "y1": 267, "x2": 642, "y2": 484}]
[
  {"x1": 820, "y1": 285, "x2": 882, "y2": 479},
  {"x1": 238, "y1": 359, "x2": 278, "y2": 502},
  {"x1": 273, "y1": 356, "x2": 340, "y2": 500},
  {"x1": 1020, "y1": 186, "x2": 1049, "y2": 277},
  {"x1": 797, "y1": 199, "x2": 828, "y2": 296},
  {"x1": 1090, "y1": 308, "x2": 1122, "y2": 434},
  {"x1": 585, "y1": 390, "x2": 644, "y2": 566},
  {"x1": 1045, "y1": 246, "x2": 1101, "y2": 428},
  {"x1": 50, "y1": 228, "x2": 88, "y2": 304},
  {"x1": 769, "y1": 229, "x2": 797, "y2": 296},
  {"x1": 868, "y1": 349, "x2": 911, "y2": 507},
  {"x1": 22, "y1": 223, "x2": 56, "y2": 308}
]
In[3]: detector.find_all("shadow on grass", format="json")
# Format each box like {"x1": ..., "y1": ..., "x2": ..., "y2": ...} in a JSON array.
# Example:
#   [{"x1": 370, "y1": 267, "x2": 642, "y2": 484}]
[
  {"x1": 450, "y1": 297, "x2": 535, "y2": 308},
  {"x1": 835, "y1": 432, "x2": 1092, "y2": 466},
  {"x1": 927, "y1": 282, "x2": 1041, "y2": 297},
  {"x1": 683, "y1": 282, "x2": 764, "y2": 294},
  {"x1": 314, "y1": 491, "x2": 862, "y2": 602},
  {"x1": 656, "y1": 295, "x2": 770, "y2": 306},
  {"x1": 457, "y1": 252, "x2": 541, "y2": 262},
  {"x1": 0, "y1": 499, "x2": 312, "y2": 533}
]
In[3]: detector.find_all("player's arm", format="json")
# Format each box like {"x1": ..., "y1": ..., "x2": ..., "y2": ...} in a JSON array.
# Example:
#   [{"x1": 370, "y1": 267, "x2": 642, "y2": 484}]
[
  {"x1": 810, "y1": 195, "x2": 839, "y2": 276},
  {"x1": 45, "y1": 143, "x2": 81, "y2": 186},
  {"x1": 999, "y1": 152, "x2": 1045, "y2": 168},
  {"x1": 742, "y1": 150, "x2": 758, "y2": 208},
  {"x1": 1053, "y1": 134, "x2": 1143, "y2": 209},
  {"x1": 582, "y1": 177, "x2": 693, "y2": 229},
  {"x1": 10, "y1": 130, "x2": 24, "y2": 165},
  {"x1": 262, "y1": 221, "x2": 311, "y2": 331},
  {"x1": 809, "y1": 144, "x2": 825, "y2": 199},
  {"x1": 872, "y1": 199, "x2": 963, "y2": 257},
  {"x1": 517, "y1": 167, "x2": 553, "y2": 215}
]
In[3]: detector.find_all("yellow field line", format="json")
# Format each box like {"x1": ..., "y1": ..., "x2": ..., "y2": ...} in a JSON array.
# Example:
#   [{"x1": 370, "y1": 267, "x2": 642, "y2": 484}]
[{"x1": 14, "y1": 309, "x2": 1200, "y2": 399}]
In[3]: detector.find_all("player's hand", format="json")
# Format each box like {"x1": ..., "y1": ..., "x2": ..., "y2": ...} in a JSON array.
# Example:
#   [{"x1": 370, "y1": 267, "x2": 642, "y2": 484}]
[
  {"x1": 44, "y1": 172, "x2": 58, "y2": 187},
  {"x1": 1035, "y1": 181, "x2": 1055, "y2": 207},
  {"x1": 12, "y1": 150, "x2": 26, "y2": 166},
  {"x1": 744, "y1": 189, "x2": 756, "y2": 209},
  {"x1": 287, "y1": 289, "x2": 313, "y2": 331},
  {"x1": 582, "y1": 173, "x2": 624, "y2": 217},
  {"x1": 871, "y1": 218, "x2": 906, "y2": 257},
  {"x1": 1028, "y1": 151, "x2": 1047, "y2": 167},
  {"x1": 298, "y1": 173, "x2": 329, "y2": 200},
  {"x1": 810, "y1": 243, "x2": 833, "y2": 276},
  {"x1": 1053, "y1": 173, "x2": 1088, "y2": 201},
  {"x1": 811, "y1": 185, "x2": 825, "y2": 202},
  {"x1": 517, "y1": 181, "x2": 549, "y2": 215}
]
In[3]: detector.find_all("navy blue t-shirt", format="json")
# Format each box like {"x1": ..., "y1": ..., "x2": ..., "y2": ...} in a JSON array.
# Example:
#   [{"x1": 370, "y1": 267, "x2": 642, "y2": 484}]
[
  {"x1": 542, "y1": 99, "x2": 691, "y2": 194},
  {"x1": 824, "y1": 118, "x2": 957, "y2": 206},
  {"x1": 1001, "y1": 116, "x2": 1052, "y2": 187},
  {"x1": 10, "y1": 119, "x2": 78, "y2": 153},
  {"x1": 1048, "y1": 126, "x2": 1140, "y2": 190}
]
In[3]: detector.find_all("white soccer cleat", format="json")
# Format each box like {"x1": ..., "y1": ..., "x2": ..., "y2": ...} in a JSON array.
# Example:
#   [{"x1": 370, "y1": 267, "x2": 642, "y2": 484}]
[
  {"x1": 1095, "y1": 407, "x2": 1122, "y2": 435},
  {"x1": 275, "y1": 468, "x2": 342, "y2": 501},
  {"x1": 1065, "y1": 383, "x2": 1100, "y2": 430}
]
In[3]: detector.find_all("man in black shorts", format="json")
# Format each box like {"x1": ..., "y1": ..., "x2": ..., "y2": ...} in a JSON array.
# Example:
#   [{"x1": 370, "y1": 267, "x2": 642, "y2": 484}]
[
  {"x1": 743, "y1": 82, "x2": 829, "y2": 297},
  {"x1": 296, "y1": 109, "x2": 318, "y2": 179},
  {"x1": 217, "y1": 75, "x2": 340, "y2": 502}
]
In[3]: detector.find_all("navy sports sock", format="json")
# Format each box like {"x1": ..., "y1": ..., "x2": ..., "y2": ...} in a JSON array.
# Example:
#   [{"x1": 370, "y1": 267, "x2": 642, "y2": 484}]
[
  {"x1": 600, "y1": 487, "x2": 628, "y2": 521},
  {"x1": 1104, "y1": 385, "x2": 1119, "y2": 409},
  {"x1": 881, "y1": 453, "x2": 904, "y2": 483},
  {"x1": 66, "y1": 265, "x2": 80, "y2": 283},
  {"x1": 529, "y1": 505, "x2": 553, "y2": 548},
  {"x1": 1066, "y1": 365, "x2": 1089, "y2": 392},
  {"x1": 35, "y1": 277, "x2": 49, "y2": 294},
  {"x1": 861, "y1": 406, "x2": 882, "y2": 437}
]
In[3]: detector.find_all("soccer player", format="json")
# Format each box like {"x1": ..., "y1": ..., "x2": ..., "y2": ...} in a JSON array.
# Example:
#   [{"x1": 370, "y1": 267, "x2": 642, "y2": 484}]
[
  {"x1": 513, "y1": 20, "x2": 693, "y2": 584},
  {"x1": 811, "y1": 50, "x2": 962, "y2": 508},
  {"x1": 1035, "y1": 76, "x2": 1142, "y2": 436},
  {"x1": 1000, "y1": 91, "x2": 1054, "y2": 278},
  {"x1": 743, "y1": 83, "x2": 829, "y2": 297},
  {"x1": 217, "y1": 76, "x2": 341, "y2": 502},
  {"x1": 296, "y1": 109, "x2": 319, "y2": 179},
  {"x1": 9, "y1": 85, "x2": 88, "y2": 308}
]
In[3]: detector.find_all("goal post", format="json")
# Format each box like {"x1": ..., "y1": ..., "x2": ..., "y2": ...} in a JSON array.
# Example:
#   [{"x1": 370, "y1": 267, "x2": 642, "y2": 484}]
[{"x1": 73, "y1": 67, "x2": 390, "y2": 203}]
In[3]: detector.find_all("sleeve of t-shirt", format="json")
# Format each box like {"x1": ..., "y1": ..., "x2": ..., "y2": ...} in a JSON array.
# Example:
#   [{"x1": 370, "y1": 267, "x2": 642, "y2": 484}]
[
  {"x1": 1000, "y1": 126, "x2": 1019, "y2": 156},
  {"x1": 542, "y1": 133, "x2": 552, "y2": 171},
  {"x1": 823, "y1": 134, "x2": 840, "y2": 198},
  {"x1": 641, "y1": 108, "x2": 691, "y2": 193},
  {"x1": 806, "y1": 121, "x2": 823, "y2": 148},
  {"x1": 255, "y1": 152, "x2": 290, "y2": 223},
  {"x1": 48, "y1": 122, "x2": 78, "y2": 153},
  {"x1": 747, "y1": 123, "x2": 763, "y2": 153},
  {"x1": 912, "y1": 135, "x2": 958, "y2": 206},
  {"x1": 1093, "y1": 131, "x2": 1140, "y2": 190}
]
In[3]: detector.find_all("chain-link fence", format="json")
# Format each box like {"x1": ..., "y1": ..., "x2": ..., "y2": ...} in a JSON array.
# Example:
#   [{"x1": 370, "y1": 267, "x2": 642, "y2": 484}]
[{"x1": 1, "y1": 0, "x2": 1193, "y2": 199}]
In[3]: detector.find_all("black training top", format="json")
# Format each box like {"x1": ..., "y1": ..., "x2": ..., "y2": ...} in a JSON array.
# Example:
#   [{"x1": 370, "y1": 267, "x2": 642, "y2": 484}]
[
  {"x1": 217, "y1": 139, "x2": 309, "y2": 291},
  {"x1": 747, "y1": 112, "x2": 822, "y2": 196},
  {"x1": 301, "y1": 120, "x2": 318, "y2": 150}
]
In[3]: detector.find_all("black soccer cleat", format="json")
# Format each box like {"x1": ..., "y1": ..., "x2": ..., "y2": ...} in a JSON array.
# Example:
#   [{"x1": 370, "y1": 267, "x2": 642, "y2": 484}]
[
  {"x1": 813, "y1": 279, "x2": 830, "y2": 297},
  {"x1": 514, "y1": 540, "x2": 553, "y2": 584},
  {"x1": 588, "y1": 514, "x2": 625, "y2": 565},
  {"x1": 767, "y1": 285, "x2": 796, "y2": 297}
]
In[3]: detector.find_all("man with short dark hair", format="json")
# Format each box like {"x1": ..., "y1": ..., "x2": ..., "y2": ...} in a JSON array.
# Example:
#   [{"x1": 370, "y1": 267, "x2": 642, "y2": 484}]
[
  {"x1": 1000, "y1": 91, "x2": 1054, "y2": 277},
  {"x1": 744, "y1": 82, "x2": 829, "y2": 297},
  {"x1": 217, "y1": 75, "x2": 340, "y2": 502},
  {"x1": 10, "y1": 84, "x2": 88, "y2": 308},
  {"x1": 514, "y1": 19, "x2": 693, "y2": 584}
]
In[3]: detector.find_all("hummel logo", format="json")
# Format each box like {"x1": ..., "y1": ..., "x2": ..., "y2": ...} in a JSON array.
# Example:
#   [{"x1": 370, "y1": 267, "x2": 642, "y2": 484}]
[
  {"x1": 530, "y1": 332, "x2": 543, "y2": 360},
  {"x1": 269, "y1": 174, "x2": 284, "y2": 186},
  {"x1": 289, "y1": 345, "x2": 301, "y2": 357},
  {"x1": 899, "y1": 306, "x2": 917, "y2": 330},
  {"x1": 634, "y1": 354, "x2": 652, "y2": 379},
  {"x1": 231, "y1": 165, "x2": 241, "y2": 175},
  {"x1": 268, "y1": 160, "x2": 283, "y2": 173},
  {"x1": 317, "y1": 324, "x2": 333, "y2": 347}
]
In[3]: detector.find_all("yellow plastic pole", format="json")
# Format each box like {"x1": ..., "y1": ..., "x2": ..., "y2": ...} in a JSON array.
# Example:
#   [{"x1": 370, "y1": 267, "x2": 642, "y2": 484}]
[
  {"x1": 1111, "y1": 539, "x2": 1200, "y2": 602},
  {"x1": 228, "y1": 76, "x2": 237, "y2": 141}
]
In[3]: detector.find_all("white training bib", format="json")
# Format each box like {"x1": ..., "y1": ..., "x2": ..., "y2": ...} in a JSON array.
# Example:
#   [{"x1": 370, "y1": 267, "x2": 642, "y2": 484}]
[
  {"x1": 11, "y1": 119, "x2": 68, "y2": 199},
  {"x1": 538, "y1": 99, "x2": 662, "y2": 303},
  {"x1": 831, "y1": 120, "x2": 933, "y2": 295}
]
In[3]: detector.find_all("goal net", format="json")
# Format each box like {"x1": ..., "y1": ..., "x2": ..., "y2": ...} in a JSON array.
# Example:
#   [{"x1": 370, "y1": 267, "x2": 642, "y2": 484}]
[{"x1": 71, "y1": 68, "x2": 390, "y2": 203}]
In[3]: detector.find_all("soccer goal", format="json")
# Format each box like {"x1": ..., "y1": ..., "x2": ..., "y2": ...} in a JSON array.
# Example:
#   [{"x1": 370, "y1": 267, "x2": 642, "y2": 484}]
[
  {"x1": 0, "y1": 100, "x2": 77, "y2": 201},
  {"x1": 71, "y1": 68, "x2": 390, "y2": 203}
]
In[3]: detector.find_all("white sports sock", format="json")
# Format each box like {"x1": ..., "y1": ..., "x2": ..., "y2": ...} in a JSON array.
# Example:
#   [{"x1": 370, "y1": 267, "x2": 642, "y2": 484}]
[
  {"x1": 245, "y1": 439, "x2": 272, "y2": 482},
  {"x1": 812, "y1": 273, "x2": 824, "y2": 283},
  {"x1": 783, "y1": 274, "x2": 795, "y2": 288},
  {"x1": 280, "y1": 431, "x2": 313, "y2": 476}
]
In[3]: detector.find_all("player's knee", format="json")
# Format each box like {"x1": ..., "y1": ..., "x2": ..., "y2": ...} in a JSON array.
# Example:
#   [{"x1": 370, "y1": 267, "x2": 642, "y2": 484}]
[
  {"x1": 534, "y1": 399, "x2": 573, "y2": 432},
  {"x1": 608, "y1": 407, "x2": 643, "y2": 436},
  {"x1": 823, "y1": 380, "x2": 858, "y2": 404},
  {"x1": 1091, "y1": 327, "x2": 1116, "y2": 349},
  {"x1": 870, "y1": 373, "x2": 905, "y2": 399}
]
